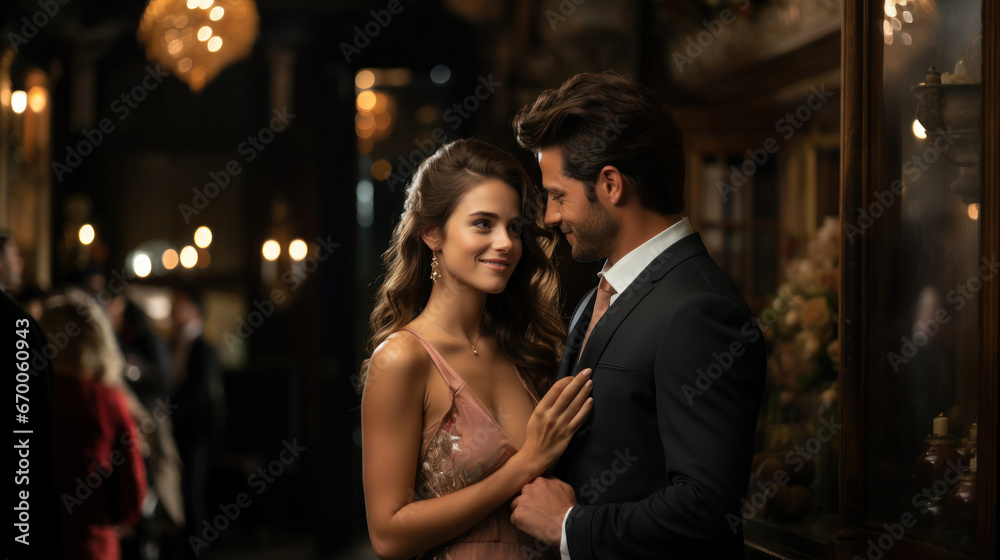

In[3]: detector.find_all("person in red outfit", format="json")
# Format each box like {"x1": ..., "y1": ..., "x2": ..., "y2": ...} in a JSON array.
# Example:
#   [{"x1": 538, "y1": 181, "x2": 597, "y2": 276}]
[{"x1": 41, "y1": 294, "x2": 147, "y2": 560}]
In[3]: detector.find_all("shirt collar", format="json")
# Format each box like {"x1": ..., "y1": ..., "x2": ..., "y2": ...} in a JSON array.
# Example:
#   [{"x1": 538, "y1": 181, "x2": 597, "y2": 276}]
[{"x1": 598, "y1": 217, "x2": 693, "y2": 295}]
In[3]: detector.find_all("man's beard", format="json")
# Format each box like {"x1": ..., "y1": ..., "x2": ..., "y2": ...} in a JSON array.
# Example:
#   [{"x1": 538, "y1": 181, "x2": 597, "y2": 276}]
[{"x1": 568, "y1": 201, "x2": 619, "y2": 262}]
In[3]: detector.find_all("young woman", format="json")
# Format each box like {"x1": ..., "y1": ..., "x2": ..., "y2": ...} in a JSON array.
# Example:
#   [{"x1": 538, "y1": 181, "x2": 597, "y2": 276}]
[
  {"x1": 41, "y1": 293, "x2": 148, "y2": 560},
  {"x1": 360, "y1": 138, "x2": 592, "y2": 560}
]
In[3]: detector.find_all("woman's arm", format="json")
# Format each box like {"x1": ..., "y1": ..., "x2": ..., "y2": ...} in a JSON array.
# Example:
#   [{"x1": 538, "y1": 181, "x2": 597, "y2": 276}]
[
  {"x1": 108, "y1": 386, "x2": 147, "y2": 525},
  {"x1": 362, "y1": 334, "x2": 591, "y2": 560}
]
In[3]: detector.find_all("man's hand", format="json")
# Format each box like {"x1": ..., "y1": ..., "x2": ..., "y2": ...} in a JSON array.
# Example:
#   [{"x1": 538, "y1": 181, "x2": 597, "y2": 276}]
[{"x1": 510, "y1": 477, "x2": 577, "y2": 547}]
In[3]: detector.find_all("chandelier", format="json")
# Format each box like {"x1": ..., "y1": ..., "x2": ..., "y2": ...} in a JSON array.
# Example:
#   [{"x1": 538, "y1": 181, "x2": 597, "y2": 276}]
[{"x1": 138, "y1": 0, "x2": 260, "y2": 92}]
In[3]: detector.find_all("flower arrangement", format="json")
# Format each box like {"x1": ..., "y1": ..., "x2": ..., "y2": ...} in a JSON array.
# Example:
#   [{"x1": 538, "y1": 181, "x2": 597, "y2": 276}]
[{"x1": 761, "y1": 216, "x2": 840, "y2": 424}]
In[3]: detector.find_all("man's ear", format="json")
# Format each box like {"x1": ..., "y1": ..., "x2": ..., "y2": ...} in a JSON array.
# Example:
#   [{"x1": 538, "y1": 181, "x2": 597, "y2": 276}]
[
  {"x1": 421, "y1": 226, "x2": 443, "y2": 252},
  {"x1": 597, "y1": 165, "x2": 626, "y2": 206}
]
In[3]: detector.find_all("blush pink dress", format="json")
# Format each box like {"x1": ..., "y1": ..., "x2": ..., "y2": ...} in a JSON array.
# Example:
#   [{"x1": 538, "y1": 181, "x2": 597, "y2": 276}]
[{"x1": 401, "y1": 328, "x2": 552, "y2": 560}]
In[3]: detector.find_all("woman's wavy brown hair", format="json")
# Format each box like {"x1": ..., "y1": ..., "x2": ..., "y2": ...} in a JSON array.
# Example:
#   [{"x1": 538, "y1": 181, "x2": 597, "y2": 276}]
[{"x1": 359, "y1": 138, "x2": 565, "y2": 395}]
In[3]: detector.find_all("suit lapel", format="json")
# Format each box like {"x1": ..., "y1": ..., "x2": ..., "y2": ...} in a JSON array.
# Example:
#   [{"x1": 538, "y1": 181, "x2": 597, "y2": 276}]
[
  {"x1": 575, "y1": 233, "x2": 707, "y2": 370},
  {"x1": 558, "y1": 287, "x2": 597, "y2": 379}
]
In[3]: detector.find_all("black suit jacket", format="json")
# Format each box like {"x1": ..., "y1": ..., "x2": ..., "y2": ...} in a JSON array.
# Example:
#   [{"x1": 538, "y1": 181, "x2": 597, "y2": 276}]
[
  {"x1": 172, "y1": 335, "x2": 220, "y2": 445},
  {"x1": 555, "y1": 233, "x2": 766, "y2": 559}
]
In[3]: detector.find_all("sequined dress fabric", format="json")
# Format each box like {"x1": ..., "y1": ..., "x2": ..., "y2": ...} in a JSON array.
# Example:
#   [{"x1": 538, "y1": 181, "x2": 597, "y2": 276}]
[{"x1": 401, "y1": 328, "x2": 548, "y2": 560}]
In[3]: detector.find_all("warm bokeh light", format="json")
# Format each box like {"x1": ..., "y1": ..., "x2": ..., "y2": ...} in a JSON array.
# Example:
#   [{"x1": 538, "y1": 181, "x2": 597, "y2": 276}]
[
  {"x1": 78, "y1": 224, "x2": 96, "y2": 245},
  {"x1": 357, "y1": 90, "x2": 376, "y2": 112},
  {"x1": 289, "y1": 239, "x2": 308, "y2": 261},
  {"x1": 138, "y1": 0, "x2": 259, "y2": 92},
  {"x1": 162, "y1": 248, "x2": 179, "y2": 270},
  {"x1": 180, "y1": 245, "x2": 199, "y2": 268},
  {"x1": 133, "y1": 254, "x2": 153, "y2": 278},
  {"x1": 262, "y1": 240, "x2": 281, "y2": 261},
  {"x1": 11, "y1": 90, "x2": 27, "y2": 114},
  {"x1": 357, "y1": 137, "x2": 373, "y2": 155},
  {"x1": 380, "y1": 68, "x2": 412, "y2": 87},
  {"x1": 912, "y1": 119, "x2": 927, "y2": 139},
  {"x1": 371, "y1": 91, "x2": 390, "y2": 113},
  {"x1": 355, "y1": 112, "x2": 375, "y2": 131},
  {"x1": 194, "y1": 226, "x2": 213, "y2": 248},
  {"x1": 968, "y1": 203, "x2": 979, "y2": 221},
  {"x1": 355, "y1": 69, "x2": 375, "y2": 89},
  {"x1": 375, "y1": 111, "x2": 392, "y2": 130},
  {"x1": 372, "y1": 159, "x2": 392, "y2": 181},
  {"x1": 197, "y1": 248, "x2": 212, "y2": 268},
  {"x1": 27, "y1": 87, "x2": 47, "y2": 113}
]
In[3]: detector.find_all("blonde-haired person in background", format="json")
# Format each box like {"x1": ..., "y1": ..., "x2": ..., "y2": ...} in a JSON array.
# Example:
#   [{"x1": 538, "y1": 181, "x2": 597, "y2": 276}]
[{"x1": 42, "y1": 293, "x2": 148, "y2": 560}]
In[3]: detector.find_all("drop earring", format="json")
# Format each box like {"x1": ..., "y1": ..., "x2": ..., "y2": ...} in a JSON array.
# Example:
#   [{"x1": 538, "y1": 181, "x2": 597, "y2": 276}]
[{"x1": 430, "y1": 253, "x2": 441, "y2": 284}]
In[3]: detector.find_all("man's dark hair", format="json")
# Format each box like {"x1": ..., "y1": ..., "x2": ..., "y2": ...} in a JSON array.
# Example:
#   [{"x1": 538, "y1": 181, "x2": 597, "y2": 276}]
[{"x1": 512, "y1": 70, "x2": 685, "y2": 215}]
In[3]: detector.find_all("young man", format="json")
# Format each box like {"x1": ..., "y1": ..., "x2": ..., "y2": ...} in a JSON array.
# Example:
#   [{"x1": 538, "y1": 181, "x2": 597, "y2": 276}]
[{"x1": 509, "y1": 71, "x2": 767, "y2": 559}]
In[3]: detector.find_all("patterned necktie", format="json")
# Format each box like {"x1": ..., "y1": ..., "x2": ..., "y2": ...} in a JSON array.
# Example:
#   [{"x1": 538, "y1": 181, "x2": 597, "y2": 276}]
[{"x1": 579, "y1": 277, "x2": 616, "y2": 361}]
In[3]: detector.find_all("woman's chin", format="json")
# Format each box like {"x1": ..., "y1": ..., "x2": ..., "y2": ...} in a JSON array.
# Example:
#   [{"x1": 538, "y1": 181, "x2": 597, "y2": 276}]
[{"x1": 481, "y1": 278, "x2": 511, "y2": 295}]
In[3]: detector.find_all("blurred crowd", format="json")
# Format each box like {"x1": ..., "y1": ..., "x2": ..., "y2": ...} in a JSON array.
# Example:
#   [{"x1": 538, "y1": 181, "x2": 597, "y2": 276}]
[{"x1": 3, "y1": 230, "x2": 222, "y2": 560}]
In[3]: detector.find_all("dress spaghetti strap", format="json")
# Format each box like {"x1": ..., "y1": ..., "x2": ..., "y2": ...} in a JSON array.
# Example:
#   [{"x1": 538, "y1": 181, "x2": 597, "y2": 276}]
[{"x1": 399, "y1": 327, "x2": 464, "y2": 389}]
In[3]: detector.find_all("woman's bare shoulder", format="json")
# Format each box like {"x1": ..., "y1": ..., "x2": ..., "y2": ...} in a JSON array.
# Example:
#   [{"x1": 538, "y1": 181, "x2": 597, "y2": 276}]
[{"x1": 366, "y1": 329, "x2": 433, "y2": 389}]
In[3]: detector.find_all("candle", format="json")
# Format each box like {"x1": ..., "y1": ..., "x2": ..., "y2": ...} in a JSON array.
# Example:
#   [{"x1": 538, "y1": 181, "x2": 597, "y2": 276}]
[
  {"x1": 933, "y1": 413, "x2": 948, "y2": 435},
  {"x1": 969, "y1": 422, "x2": 978, "y2": 442}
]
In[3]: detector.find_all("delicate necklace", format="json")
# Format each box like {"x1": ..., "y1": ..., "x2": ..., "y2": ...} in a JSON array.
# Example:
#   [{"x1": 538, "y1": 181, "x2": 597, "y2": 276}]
[{"x1": 423, "y1": 316, "x2": 483, "y2": 356}]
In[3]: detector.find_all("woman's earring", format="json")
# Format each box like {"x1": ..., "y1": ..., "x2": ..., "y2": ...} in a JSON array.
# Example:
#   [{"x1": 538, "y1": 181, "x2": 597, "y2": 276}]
[{"x1": 430, "y1": 254, "x2": 441, "y2": 284}]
